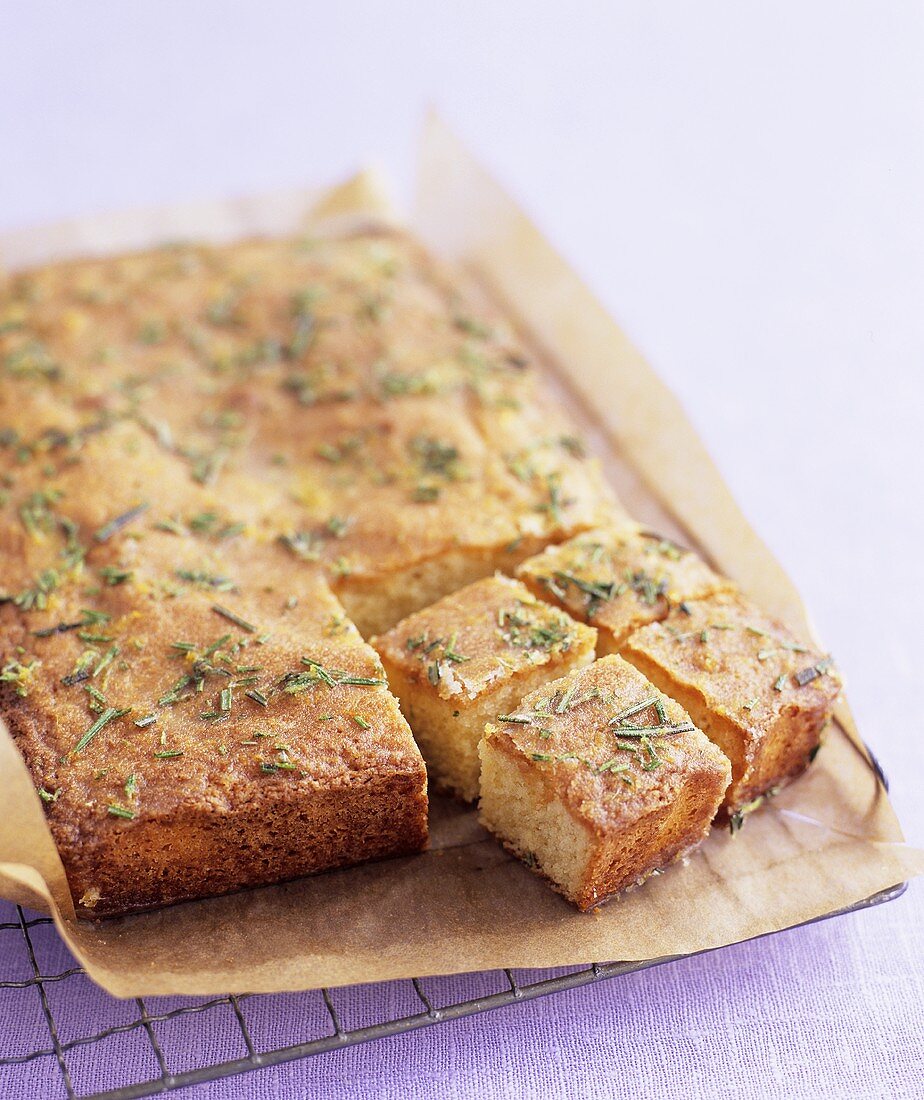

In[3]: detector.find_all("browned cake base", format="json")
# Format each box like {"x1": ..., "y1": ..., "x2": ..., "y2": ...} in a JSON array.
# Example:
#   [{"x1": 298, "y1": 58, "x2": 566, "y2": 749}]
[{"x1": 13, "y1": 742, "x2": 428, "y2": 919}]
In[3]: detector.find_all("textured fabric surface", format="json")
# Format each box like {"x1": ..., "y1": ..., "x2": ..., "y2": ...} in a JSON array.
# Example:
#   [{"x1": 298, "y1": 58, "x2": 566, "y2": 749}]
[
  {"x1": 1, "y1": 2, "x2": 923, "y2": 1097},
  {"x1": 1, "y1": 889, "x2": 922, "y2": 1099}
]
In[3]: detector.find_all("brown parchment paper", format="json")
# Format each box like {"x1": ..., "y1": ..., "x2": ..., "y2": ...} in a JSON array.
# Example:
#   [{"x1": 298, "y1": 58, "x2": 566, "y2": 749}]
[{"x1": 0, "y1": 117, "x2": 921, "y2": 998}]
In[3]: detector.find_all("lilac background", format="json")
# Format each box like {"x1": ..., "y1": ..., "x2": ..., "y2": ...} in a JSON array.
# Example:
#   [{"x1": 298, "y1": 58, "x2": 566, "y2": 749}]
[
  {"x1": 1, "y1": 893, "x2": 921, "y2": 1099},
  {"x1": 1, "y1": 3, "x2": 922, "y2": 1097}
]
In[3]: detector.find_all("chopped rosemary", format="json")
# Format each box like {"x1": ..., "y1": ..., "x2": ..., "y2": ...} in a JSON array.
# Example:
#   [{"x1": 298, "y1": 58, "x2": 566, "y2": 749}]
[
  {"x1": 552, "y1": 570, "x2": 617, "y2": 613},
  {"x1": 795, "y1": 665, "x2": 822, "y2": 686},
  {"x1": 639, "y1": 736, "x2": 663, "y2": 771},
  {"x1": 202, "y1": 633, "x2": 232, "y2": 657},
  {"x1": 607, "y1": 722, "x2": 695, "y2": 738},
  {"x1": 728, "y1": 794, "x2": 768, "y2": 835},
  {"x1": 176, "y1": 568, "x2": 235, "y2": 591},
  {"x1": 0, "y1": 659, "x2": 39, "y2": 697},
  {"x1": 597, "y1": 759, "x2": 631, "y2": 775},
  {"x1": 62, "y1": 651, "x2": 96, "y2": 686},
  {"x1": 73, "y1": 706, "x2": 130, "y2": 754},
  {"x1": 92, "y1": 645, "x2": 119, "y2": 678},
  {"x1": 538, "y1": 473, "x2": 568, "y2": 525},
  {"x1": 442, "y1": 633, "x2": 468, "y2": 663},
  {"x1": 278, "y1": 657, "x2": 386, "y2": 693},
  {"x1": 211, "y1": 604, "x2": 256, "y2": 633},
  {"x1": 85, "y1": 685, "x2": 108, "y2": 713},
  {"x1": 7, "y1": 568, "x2": 62, "y2": 611},
  {"x1": 192, "y1": 449, "x2": 227, "y2": 486},
  {"x1": 555, "y1": 685, "x2": 577, "y2": 714},
  {"x1": 94, "y1": 502, "x2": 149, "y2": 543},
  {"x1": 158, "y1": 675, "x2": 191, "y2": 706},
  {"x1": 497, "y1": 606, "x2": 573, "y2": 654},
  {"x1": 261, "y1": 753, "x2": 297, "y2": 773},
  {"x1": 454, "y1": 314, "x2": 492, "y2": 339},
  {"x1": 610, "y1": 697, "x2": 660, "y2": 724},
  {"x1": 107, "y1": 804, "x2": 135, "y2": 820},
  {"x1": 33, "y1": 607, "x2": 109, "y2": 638}
]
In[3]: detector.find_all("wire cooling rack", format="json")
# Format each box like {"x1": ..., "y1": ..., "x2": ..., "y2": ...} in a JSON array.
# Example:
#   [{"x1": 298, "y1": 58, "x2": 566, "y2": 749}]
[
  {"x1": 0, "y1": 881, "x2": 906, "y2": 1100},
  {"x1": 0, "y1": 733, "x2": 902, "y2": 1099}
]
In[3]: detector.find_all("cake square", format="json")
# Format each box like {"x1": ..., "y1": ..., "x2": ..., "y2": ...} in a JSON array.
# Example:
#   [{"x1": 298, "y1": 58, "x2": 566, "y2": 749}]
[
  {"x1": 478, "y1": 654, "x2": 731, "y2": 910},
  {"x1": 0, "y1": 433, "x2": 429, "y2": 917},
  {"x1": 372, "y1": 574, "x2": 597, "y2": 801},
  {"x1": 621, "y1": 590, "x2": 841, "y2": 817},
  {"x1": 516, "y1": 522, "x2": 731, "y2": 653}
]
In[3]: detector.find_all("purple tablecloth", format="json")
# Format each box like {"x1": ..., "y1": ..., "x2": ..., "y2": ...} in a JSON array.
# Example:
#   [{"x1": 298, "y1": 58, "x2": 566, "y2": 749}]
[{"x1": 1, "y1": 882, "x2": 921, "y2": 1099}]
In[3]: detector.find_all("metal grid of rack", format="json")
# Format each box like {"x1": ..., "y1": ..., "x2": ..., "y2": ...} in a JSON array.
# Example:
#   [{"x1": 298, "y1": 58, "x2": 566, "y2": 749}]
[{"x1": 0, "y1": 881, "x2": 905, "y2": 1100}]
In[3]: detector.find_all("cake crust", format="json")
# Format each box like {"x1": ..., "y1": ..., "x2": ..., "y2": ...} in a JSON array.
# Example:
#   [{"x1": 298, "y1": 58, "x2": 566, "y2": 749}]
[
  {"x1": 622, "y1": 591, "x2": 841, "y2": 815},
  {"x1": 1, "y1": 500, "x2": 429, "y2": 917},
  {"x1": 516, "y1": 523, "x2": 731, "y2": 653},
  {"x1": 478, "y1": 655, "x2": 731, "y2": 909},
  {"x1": 373, "y1": 574, "x2": 596, "y2": 800}
]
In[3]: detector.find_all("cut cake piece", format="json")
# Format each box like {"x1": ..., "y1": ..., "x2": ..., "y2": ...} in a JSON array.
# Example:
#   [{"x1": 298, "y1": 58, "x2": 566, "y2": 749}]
[
  {"x1": 372, "y1": 574, "x2": 596, "y2": 801},
  {"x1": 0, "y1": 424, "x2": 429, "y2": 918},
  {"x1": 516, "y1": 522, "x2": 731, "y2": 654},
  {"x1": 478, "y1": 654, "x2": 731, "y2": 910},
  {"x1": 621, "y1": 590, "x2": 841, "y2": 817}
]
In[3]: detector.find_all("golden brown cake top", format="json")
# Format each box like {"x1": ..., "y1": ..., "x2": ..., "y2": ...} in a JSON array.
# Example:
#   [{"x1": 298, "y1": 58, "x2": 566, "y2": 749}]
[
  {"x1": 0, "y1": 228, "x2": 616, "y2": 585},
  {"x1": 371, "y1": 574, "x2": 596, "y2": 702},
  {"x1": 622, "y1": 591, "x2": 842, "y2": 732},
  {"x1": 485, "y1": 654, "x2": 730, "y2": 830},
  {"x1": 3, "y1": 559, "x2": 421, "y2": 833},
  {"x1": 0, "y1": 419, "x2": 423, "y2": 837},
  {"x1": 516, "y1": 523, "x2": 730, "y2": 645}
]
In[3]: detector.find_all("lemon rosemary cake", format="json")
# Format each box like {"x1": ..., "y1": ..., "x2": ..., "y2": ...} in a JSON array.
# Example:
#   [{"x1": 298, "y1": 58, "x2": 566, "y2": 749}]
[
  {"x1": 516, "y1": 522, "x2": 731, "y2": 654},
  {"x1": 0, "y1": 216, "x2": 836, "y2": 918},
  {"x1": 621, "y1": 591, "x2": 841, "y2": 818},
  {"x1": 478, "y1": 655, "x2": 731, "y2": 909},
  {"x1": 372, "y1": 574, "x2": 596, "y2": 801}
]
